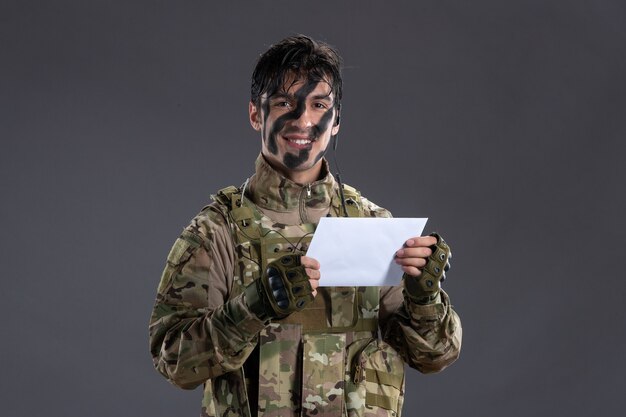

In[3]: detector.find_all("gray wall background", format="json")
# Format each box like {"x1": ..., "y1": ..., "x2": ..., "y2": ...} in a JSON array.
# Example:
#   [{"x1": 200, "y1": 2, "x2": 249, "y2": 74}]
[{"x1": 2, "y1": 1, "x2": 625, "y2": 416}]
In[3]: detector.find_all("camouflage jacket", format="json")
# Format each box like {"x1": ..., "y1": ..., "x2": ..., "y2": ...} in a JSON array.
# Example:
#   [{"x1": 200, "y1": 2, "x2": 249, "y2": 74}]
[{"x1": 149, "y1": 154, "x2": 462, "y2": 417}]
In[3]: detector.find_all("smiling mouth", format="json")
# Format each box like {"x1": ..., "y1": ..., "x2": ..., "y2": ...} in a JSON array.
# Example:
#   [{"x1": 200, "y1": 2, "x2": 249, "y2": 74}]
[
  {"x1": 287, "y1": 138, "x2": 313, "y2": 145},
  {"x1": 282, "y1": 133, "x2": 316, "y2": 148}
]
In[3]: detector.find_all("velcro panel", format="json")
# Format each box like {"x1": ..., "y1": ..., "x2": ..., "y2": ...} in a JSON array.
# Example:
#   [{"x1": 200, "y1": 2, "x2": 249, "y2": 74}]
[{"x1": 277, "y1": 291, "x2": 329, "y2": 332}]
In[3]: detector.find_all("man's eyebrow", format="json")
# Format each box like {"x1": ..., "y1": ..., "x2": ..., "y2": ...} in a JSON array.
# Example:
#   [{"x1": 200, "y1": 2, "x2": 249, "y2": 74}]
[
  {"x1": 269, "y1": 92, "x2": 334, "y2": 103},
  {"x1": 311, "y1": 94, "x2": 333, "y2": 102},
  {"x1": 269, "y1": 92, "x2": 294, "y2": 101}
]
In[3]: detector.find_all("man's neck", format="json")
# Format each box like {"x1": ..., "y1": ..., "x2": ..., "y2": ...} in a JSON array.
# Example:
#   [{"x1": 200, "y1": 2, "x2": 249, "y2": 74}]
[
  {"x1": 266, "y1": 159, "x2": 323, "y2": 185},
  {"x1": 284, "y1": 168, "x2": 322, "y2": 185}
]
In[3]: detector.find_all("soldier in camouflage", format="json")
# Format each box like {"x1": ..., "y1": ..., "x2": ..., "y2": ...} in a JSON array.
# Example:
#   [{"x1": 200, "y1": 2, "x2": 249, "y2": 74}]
[{"x1": 149, "y1": 35, "x2": 462, "y2": 417}]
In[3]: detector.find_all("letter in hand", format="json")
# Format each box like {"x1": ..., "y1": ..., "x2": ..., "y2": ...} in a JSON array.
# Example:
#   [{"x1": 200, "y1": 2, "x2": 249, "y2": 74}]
[{"x1": 244, "y1": 254, "x2": 315, "y2": 321}]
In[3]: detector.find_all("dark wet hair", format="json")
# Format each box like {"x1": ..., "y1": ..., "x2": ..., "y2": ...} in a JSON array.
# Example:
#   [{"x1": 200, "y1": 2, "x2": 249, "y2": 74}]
[{"x1": 251, "y1": 35, "x2": 343, "y2": 110}]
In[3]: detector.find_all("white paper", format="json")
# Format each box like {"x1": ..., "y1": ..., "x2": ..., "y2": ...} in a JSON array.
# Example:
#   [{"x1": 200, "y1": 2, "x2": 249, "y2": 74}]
[{"x1": 306, "y1": 217, "x2": 428, "y2": 286}]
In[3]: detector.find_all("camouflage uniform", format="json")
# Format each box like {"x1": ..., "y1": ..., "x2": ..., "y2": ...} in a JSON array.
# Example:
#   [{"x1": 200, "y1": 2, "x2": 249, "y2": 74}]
[{"x1": 149, "y1": 155, "x2": 462, "y2": 417}]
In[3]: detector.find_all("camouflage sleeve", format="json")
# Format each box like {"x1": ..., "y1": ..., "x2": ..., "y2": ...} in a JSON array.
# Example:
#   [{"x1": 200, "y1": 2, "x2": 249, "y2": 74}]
[
  {"x1": 360, "y1": 196, "x2": 393, "y2": 218},
  {"x1": 148, "y1": 206, "x2": 266, "y2": 389},
  {"x1": 379, "y1": 287, "x2": 462, "y2": 373},
  {"x1": 362, "y1": 195, "x2": 462, "y2": 373}
]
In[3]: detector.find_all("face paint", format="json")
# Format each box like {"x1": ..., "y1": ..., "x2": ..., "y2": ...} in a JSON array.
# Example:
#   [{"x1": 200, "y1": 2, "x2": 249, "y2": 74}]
[
  {"x1": 283, "y1": 148, "x2": 310, "y2": 170},
  {"x1": 312, "y1": 147, "x2": 328, "y2": 165},
  {"x1": 281, "y1": 105, "x2": 335, "y2": 169},
  {"x1": 282, "y1": 104, "x2": 336, "y2": 169},
  {"x1": 256, "y1": 76, "x2": 339, "y2": 184},
  {"x1": 264, "y1": 79, "x2": 319, "y2": 156}
]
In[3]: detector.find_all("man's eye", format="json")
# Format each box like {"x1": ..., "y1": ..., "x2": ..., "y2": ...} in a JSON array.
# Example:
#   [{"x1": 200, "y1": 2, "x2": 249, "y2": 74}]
[
  {"x1": 275, "y1": 101, "x2": 291, "y2": 108},
  {"x1": 313, "y1": 103, "x2": 327, "y2": 109}
]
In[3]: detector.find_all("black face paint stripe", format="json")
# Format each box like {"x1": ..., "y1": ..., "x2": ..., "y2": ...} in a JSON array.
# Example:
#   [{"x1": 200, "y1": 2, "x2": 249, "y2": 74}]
[
  {"x1": 312, "y1": 149, "x2": 326, "y2": 165},
  {"x1": 284, "y1": 149, "x2": 311, "y2": 170},
  {"x1": 311, "y1": 106, "x2": 335, "y2": 139}
]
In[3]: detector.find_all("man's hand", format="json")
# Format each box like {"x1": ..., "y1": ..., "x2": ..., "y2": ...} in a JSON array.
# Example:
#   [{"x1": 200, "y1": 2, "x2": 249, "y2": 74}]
[
  {"x1": 395, "y1": 233, "x2": 452, "y2": 304},
  {"x1": 301, "y1": 256, "x2": 321, "y2": 297},
  {"x1": 244, "y1": 254, "x2": 321, "y2": 321}
]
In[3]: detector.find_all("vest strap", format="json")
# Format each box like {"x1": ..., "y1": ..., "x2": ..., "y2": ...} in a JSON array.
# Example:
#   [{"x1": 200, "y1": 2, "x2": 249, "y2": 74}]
[
  {"x1": 276, "y1": 313, "x2": 378, "y2": 334},
  {"x1": 365, "y1": 368, "x2": 404, "y2": 389},
  {"x1": 212, "y1": 185, "x2": 239, "y2": 207},
  {"x1": 365, "y1": 392, "x2": 398, "y2": 410},
  {"x1": 275, "y1": 287, "x2": 379, "y2": 334}
]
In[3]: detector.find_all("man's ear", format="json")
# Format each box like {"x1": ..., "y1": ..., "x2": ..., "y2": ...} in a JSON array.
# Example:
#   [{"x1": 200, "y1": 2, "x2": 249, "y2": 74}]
[
  {"x1": 249, "y1": 101, "x2": 261, "y2": 131},
  {"x1": 331, "y1": 111, "x2": 340, "y2": 136},
  {"x1": 330, "y1": 104, "x2": 341, "y2": 135}
]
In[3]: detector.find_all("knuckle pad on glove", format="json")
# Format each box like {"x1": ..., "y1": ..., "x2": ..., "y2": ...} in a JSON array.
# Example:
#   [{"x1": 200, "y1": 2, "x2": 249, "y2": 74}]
[{"x1": 259, "y1": 254, "x2": 314, "y2": 318}]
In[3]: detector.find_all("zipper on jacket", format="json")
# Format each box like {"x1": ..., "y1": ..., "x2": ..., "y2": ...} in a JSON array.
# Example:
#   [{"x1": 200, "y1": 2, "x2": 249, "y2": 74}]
[
  {"x1": 299, "y1": 184, "x2": 311, "y2": 223},
  {"x1": 353, "y1": 362, "x2": 363, "y2": 384}
]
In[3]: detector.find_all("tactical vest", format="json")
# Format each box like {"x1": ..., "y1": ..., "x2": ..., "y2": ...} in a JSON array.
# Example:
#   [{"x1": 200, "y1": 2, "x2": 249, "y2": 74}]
[{"x1": 201, "y1": 184, "x2": 406, "y2": 417}]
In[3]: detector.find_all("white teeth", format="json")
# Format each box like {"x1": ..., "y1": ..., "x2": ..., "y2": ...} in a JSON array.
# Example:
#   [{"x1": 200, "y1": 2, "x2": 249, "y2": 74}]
[{"x1": 288, "y1": 139, "x2": 311, "y2": 145}]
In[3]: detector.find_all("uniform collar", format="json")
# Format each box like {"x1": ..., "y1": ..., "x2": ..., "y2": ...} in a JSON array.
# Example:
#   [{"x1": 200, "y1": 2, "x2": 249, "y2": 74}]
[{"x1": 247, "y1": 154, "x2": 336, "y2": 212}]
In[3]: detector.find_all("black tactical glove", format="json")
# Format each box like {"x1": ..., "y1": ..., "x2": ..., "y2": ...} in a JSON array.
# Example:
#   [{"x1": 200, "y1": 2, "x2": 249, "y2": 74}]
[
  {"x1": 403, "y1": 232, "x2": 452, "y2": 305},
  {"x1": 243, "y1": 254, "x2": 315, "y2": 321}
]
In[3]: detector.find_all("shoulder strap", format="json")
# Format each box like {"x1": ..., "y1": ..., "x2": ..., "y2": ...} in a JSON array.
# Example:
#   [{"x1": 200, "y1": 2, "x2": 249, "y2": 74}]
[
  {"x1": 212, "y1": 185, "x2": 239, "y2": 209},
  {"x1": 334, "y1": 183, "x2": 364, "y2": 217},
  {"x1": 212, "y1": 185, "x2": 258, "y2": 228}
]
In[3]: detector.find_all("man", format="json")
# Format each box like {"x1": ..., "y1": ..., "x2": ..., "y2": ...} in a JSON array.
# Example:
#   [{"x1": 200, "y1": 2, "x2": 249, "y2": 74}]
[{"x1": 149, "y1": 35, "x2": 461, "y2": 417}]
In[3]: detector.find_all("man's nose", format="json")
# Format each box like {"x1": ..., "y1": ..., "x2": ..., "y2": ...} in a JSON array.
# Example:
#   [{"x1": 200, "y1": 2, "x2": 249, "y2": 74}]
[{"x1": 293, "y1": 107, "x2": 314, "y2": 129}]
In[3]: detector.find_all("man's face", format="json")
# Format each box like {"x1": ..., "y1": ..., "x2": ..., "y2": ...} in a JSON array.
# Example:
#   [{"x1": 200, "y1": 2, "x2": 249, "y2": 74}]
[{"x1": 249, "y1": 75, "x2": 340, "y2": 183}]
